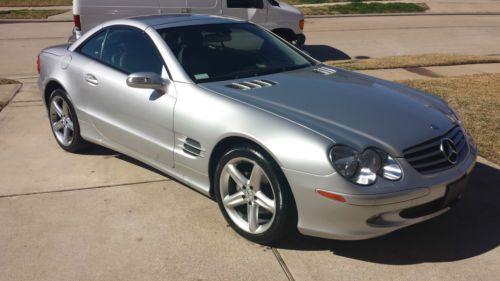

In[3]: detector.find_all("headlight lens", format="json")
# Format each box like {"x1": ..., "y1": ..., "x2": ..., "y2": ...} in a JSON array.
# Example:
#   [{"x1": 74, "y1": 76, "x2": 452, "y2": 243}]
[
  {"x1": 448, "y1": 105, "x2": 476, "y2": 151},
  {"x1": 330, "y1": 145, "x2": 402, "y2": 185},
  {"x1": 447, "y1": 105, "x2": 463, "y2": 126}
]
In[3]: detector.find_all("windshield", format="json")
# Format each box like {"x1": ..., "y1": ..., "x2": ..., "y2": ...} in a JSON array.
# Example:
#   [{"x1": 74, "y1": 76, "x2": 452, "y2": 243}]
[{"x1": 157, "y1": 23, "x2": 314, "y2": 83}]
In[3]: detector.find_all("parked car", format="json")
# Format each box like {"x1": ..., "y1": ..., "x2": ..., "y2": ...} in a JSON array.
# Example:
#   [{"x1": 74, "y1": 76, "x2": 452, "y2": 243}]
[
  {"x1": 72, "y1": 0, "x2": 306, "y2": 47},
  {"x1": 38, "y1": 15, "x2": 476, "y2": 243}
]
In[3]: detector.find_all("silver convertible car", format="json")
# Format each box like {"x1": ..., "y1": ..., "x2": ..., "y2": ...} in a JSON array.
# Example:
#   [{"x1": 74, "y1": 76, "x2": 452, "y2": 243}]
[{"x1": 38, "y1": 14, "x2": 477, "y2": 243}]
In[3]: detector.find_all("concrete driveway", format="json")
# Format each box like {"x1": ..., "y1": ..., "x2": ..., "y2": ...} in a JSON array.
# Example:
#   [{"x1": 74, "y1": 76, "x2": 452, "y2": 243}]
[{"x1": 1, "y1": 77, "x2": 500, "y2": 281}]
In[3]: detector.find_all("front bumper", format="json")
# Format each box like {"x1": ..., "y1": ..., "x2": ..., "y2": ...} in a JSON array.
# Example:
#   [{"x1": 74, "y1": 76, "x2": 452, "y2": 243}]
[{"x1": 283, "y1": 145, "x2": 477, "y2": 240}]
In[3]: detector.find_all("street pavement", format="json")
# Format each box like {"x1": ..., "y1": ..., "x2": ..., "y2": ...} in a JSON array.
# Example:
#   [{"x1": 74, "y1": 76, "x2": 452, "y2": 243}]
[
  {"x1": 2, "y1": 14, "x2": 500, "y2": 78},
  {"x1": 0, "y1": 22, "x2": 71, "y2": 77},
  {"x1": 1, "y1": 13, "x2": 500, "y2": 281},
  {"x1": 304, "y1": 15, "x2": 500, "y2": 60}
]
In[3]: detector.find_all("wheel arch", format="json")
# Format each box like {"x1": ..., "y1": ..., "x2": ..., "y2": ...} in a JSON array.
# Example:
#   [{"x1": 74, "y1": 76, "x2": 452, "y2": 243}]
[
  {"x1": 271, "y1": 28, "x2": 296, "y2": 42},
  {"x1": 43, "y1": 79, "x2": 66, "y2": 107},
  {"x1": 208, "y1": 135, "x2": 298, "y2": 226},
  {"x1": 209, "y1": 136, "x2": 287, "y2": 195}
]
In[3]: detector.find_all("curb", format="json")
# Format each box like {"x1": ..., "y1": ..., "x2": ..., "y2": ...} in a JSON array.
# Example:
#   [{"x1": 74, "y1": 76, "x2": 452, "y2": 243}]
[
  {"x1": 478, "y1": 156, "x2": 500, "y2": 170},
  {"x1": 0, "y1": 83, "x2": 22, "y2": 112},
  {"x1": 305, "y1": 12, "x2": 500, "y2": 18},
  {"x1": 0, "y1": 18, "x2": 71, "y2": 23}
]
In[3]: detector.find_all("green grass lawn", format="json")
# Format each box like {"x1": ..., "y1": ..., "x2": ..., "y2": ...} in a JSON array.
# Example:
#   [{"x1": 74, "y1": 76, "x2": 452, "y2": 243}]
[
  {"x1": 0, "y1": 9, "x2": 68, "y2": 19},
  {"x1": 0, "y1": 0, "x2": 71, "y2": 6},
  {"x1": 300, "y1": 2, "x2": 428, "y2": 15}
]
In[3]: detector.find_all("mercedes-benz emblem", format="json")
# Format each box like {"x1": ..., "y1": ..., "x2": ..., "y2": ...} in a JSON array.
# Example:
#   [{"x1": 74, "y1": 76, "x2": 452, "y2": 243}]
[{"x1": 440, "y1": 138, "x2": 458, "y2": 164}]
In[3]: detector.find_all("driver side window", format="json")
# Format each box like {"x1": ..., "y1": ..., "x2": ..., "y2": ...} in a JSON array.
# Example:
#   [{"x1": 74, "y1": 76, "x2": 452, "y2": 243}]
[
  {"x1": 101, "y1": 28, "x2": 164, "y2": 75},
  {"x1": 78, "y1": 27, "x2": 165, "y2": 76},
  {"x1": 79, "y1": 30, "x2": 107, "y2": 60}
]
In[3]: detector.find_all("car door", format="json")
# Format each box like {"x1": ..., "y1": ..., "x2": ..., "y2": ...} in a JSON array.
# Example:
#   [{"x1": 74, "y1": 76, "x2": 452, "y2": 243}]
[
  {"x1": 186, "y1": 0, "x2": 222, "y2": 15},
  {"x1": 159, "y1": 0, "x2": 189, "y2": 13},
  {"x1": 80, "y1": 0, "x2": 161, "y2": 33},
  {"x1": 223, "y1": 0, "x2": 267, "y2": 22},
  {"x1": 75, "y1": 27, "x2": 176, "y2": 168}
]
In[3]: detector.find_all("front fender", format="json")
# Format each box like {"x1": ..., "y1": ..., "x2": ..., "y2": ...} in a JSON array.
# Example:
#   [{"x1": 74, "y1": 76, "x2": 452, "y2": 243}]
[{"x1": 173, "y1": 83, "x2": 334, "y2": 178}]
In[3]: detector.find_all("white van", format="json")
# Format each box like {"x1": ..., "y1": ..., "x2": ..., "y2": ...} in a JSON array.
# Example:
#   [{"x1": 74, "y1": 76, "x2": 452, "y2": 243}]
[{"x1": 72, "y1": 0, "x2": 306, "y2": 47}]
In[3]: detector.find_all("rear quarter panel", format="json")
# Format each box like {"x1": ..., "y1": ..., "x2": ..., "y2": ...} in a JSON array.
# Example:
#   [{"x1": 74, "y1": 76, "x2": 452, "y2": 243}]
[{"x1": 39, "y1": 45, "x2": 95, "y2": 141}]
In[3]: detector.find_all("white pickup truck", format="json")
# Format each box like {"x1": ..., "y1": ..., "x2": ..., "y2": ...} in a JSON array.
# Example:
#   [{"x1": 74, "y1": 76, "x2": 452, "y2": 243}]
[{"x1": 72, "y1": 0, "x2": 306, "y2": 47}]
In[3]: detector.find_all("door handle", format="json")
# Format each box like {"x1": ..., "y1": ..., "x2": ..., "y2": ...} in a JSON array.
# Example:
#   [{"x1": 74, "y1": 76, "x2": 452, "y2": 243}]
[{"x1": 85, "y1": 74, "x2": 99, "y2": 85}]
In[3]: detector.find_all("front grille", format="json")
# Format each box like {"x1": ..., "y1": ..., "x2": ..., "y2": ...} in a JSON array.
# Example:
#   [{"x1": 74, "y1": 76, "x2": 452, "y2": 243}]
[{"x1": 403, "y1": 126, "x2": 468, "y2": 174}]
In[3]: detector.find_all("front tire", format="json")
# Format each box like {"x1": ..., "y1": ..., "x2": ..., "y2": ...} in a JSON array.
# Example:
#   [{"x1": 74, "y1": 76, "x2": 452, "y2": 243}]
[
  {"x1": 48, "y1": 89, "x2": 87, "y2": 152},
  {"x1": 214, "y1": 145, "x2": 296, "y2": 244}
]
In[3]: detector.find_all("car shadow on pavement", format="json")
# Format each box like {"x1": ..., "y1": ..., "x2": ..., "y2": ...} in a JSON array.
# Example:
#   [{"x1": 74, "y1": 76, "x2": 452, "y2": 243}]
[
  {"x1": 275, "y1": 162, "x2": 500, "y2": 265},
  {"x1": 302, "y1": 45, "x2": 351, "y2": 62},
  {"x1": 79, "y1": 146, "x2": 173, "y2": 178}
]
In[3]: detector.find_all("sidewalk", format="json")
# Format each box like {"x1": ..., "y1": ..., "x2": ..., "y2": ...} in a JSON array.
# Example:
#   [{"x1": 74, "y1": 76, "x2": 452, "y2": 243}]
[
  {"x1": 2, "y1": 62, "x2": 499, "y2": 109},
  {"x1": 357, "y1": 62, "x2": 500, "y2": 80}
]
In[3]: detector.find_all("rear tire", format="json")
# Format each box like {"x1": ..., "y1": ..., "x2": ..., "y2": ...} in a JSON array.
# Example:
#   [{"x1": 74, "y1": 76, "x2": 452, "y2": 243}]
[
  {"x1": 214, "y1": 145, "x2": 296, "y2": 244},
  {"x1": 48, "y1": 89, "x2": 87, "y2": 153}
]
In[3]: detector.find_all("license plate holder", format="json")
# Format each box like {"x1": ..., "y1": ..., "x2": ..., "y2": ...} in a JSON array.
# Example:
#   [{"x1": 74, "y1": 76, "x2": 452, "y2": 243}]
[{"x1": 443, "y1": 175, "x2": 469, "y2": 207}]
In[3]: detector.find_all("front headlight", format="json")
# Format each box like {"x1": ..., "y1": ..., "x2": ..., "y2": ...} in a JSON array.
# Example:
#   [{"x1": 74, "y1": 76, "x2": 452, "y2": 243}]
[
  {"x1": 330, "y1": 145, "x2": 402, "y2": 186},
  {"x1": 447, "y1": 105, "x2": 463, "y2": 126}
]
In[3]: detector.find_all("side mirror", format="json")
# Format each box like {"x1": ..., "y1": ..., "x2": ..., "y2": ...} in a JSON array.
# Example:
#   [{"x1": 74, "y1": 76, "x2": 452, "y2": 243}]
[{"x1": 126, "y1": 72, "x2": 169, "y2": 92}]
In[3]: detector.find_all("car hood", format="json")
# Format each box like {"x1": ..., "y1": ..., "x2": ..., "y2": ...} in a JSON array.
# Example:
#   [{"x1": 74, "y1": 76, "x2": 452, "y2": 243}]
[{"x1": 200, "y1": 66, "x2": 456, "y2": 157}]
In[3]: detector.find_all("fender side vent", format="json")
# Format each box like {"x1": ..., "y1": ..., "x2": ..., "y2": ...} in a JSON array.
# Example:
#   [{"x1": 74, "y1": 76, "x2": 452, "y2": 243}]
[
  {"x1": 313, "y1": 66, "x2": 337, "y2": 75},
  {"x1": 226, "y1": 80, "x2": 277, "y2": 90},
  {"x1": 183, "y1": 138, "x2": 202, "y2": 157}
]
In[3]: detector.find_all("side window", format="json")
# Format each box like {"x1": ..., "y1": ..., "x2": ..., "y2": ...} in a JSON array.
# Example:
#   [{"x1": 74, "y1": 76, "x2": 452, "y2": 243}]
[
  {"x1": 227, "y1": 0, "x2": 263, "y2": 9},
  {"x1": 101, "y1": 28, "x2": 163, "y2": 75},
  {"x1": 79, "y1": 30, "x2": 107, "y2": 60}
]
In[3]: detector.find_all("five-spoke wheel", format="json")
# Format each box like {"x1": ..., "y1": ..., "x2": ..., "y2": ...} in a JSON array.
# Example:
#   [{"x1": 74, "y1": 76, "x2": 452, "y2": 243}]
[
  {"x1": 50, "y1": 95, "x2": 74, "y2": 147},
  {"x1": 48, "y1": 89, "x2": 87, "y2": 152},
  {"x1": 215, "y1": 146, "x2": 295, "y2": 244}
]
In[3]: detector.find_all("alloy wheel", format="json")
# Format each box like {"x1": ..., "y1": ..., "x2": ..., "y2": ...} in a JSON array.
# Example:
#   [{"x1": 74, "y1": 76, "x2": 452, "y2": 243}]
[
  {"x1": 49, "y1": 96, "x2": 74, "y2": 147},
  {"x1": 219, "y1": 157, "x2": 277, "y2": 234}
]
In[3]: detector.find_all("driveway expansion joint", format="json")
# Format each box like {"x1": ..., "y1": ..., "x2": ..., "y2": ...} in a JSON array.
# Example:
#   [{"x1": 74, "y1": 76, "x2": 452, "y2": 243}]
[
  {"x1": 0, "y1": 179, "x2": 169, "y2": 199},
  {"x1": 272, "y1": 247, "x2": 296, "y2": 281}
]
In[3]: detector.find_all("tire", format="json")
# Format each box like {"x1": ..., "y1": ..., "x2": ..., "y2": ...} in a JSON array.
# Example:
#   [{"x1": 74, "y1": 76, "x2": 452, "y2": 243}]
[
  {"x1": 48, "y1": 89, "x2": 87, "y2": 153},
  {"x1": 277, "y1": 32, "x2": 295, "y2": 45},
  {"x1": 214, "y1": 145, "x2": 296, "y2": 244},
  {"x1": 274, "y1": 30, "x2": 303, "y2": 48}
]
